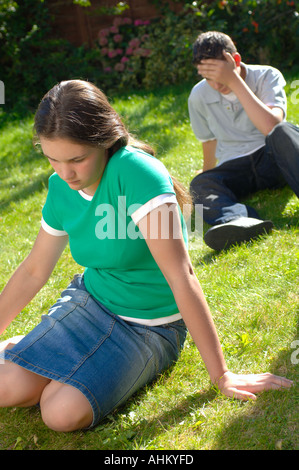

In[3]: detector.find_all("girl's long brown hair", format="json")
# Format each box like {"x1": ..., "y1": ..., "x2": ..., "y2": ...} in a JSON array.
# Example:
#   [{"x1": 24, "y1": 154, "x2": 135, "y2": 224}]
[{"x1": 34, "y1": 80, "x2": 192, "y2": 211}]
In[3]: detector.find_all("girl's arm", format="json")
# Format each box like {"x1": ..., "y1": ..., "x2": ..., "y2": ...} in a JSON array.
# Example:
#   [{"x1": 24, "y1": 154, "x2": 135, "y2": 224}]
[
  {"x1": 137, "y1": 203, "x2": 293, "y2": 399},
  {"x1": 0, "y1": 227, "x2": 68, "y2": 334}
]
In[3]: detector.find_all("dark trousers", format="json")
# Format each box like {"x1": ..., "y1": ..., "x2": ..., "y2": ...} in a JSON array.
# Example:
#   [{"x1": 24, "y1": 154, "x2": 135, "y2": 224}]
[{"x1": 190, "y1": 122, "x2": 299, "y2": 226}]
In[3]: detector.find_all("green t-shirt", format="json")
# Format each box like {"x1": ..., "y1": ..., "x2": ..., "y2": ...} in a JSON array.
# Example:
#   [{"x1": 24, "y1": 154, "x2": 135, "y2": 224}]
[{"x1": 42, "y1": 146, "x2": 187, "y2": 322}]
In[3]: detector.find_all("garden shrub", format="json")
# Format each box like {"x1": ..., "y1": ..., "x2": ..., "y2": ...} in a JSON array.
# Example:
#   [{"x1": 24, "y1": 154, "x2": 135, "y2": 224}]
[
  {"x1": 98, "y1": 0, "x2": 299, "y2": 90},
  {"x1": 97, "y1": 17, "x2": 152, "y2": 89},
  {"x1": 142, "y1": 0, "x2": 299, "y2": 89},
  {"x1": 0, "y1": 0, "x2": 51, "y2": 108},
  {"x1": 0, "y1": 0, "x2": 104, "y2": 110},
  {"x1": 0, "y1": 0, "x2": 298, "y2": 110}
]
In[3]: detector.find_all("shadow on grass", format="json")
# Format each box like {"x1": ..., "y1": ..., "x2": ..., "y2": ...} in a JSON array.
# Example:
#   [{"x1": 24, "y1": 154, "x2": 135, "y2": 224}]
[
  {"x1": 191, "y1": 185, "x2": 299, "y2": 268},
  {"x1": 94, "y1": 322, "x2": 298, "y2": 450},
  {"x1": 0, "y1": 310, "x2": 297, "y2": 450},
  {"x1": 0, "y1": 169, "x2": 52, "y2": 213},
  {"x1": 111, "y1": 82, "x2": 192, "y2": 156},
  {"x1": 96, "y1": 310, "x2": 298, "y2": 450},
  {"x1": 212, "y1": 315, "x2": 299, "y2": 450}
]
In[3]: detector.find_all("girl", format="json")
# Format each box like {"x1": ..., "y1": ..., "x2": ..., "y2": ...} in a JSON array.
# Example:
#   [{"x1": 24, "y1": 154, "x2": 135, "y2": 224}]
[{"x1": 0, "y1": 80, "x2": 292, "y2": 432}]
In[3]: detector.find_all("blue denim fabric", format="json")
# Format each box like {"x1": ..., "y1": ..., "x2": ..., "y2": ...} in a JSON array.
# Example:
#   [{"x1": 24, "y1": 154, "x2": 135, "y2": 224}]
[
  {"x1": 190, "y1": 122, "x2": 299, "y2": 225},
  {"x1": 3, "y1": 274, "x2": 187, "y2": 427}
]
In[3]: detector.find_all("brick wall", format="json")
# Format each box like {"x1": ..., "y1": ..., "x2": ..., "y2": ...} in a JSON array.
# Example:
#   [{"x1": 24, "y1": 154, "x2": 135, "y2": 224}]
[{"x1": 46, "y1": 0, "x2": 184, "y2": 47}]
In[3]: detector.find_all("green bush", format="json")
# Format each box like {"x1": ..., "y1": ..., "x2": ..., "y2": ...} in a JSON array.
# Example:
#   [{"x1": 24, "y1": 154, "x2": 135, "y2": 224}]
[
  {"x1": 95, "y1": 0, "x2": 298, "y2": 90},
  {"x1": 97, "y1": 16, "x2": 152, "y2": 89},
  {"x1": 0, "y1": 0, "x2": 104, "y2": 110},
  {"x1": 0, "y1": 0, "x2": 50, "y2": 108},
  {"x1": 0, "y1": 0, "x2": 298, "y2": 110},
  {"x1": 141, "y1": 0, "x2": 299, "y2": 89}
]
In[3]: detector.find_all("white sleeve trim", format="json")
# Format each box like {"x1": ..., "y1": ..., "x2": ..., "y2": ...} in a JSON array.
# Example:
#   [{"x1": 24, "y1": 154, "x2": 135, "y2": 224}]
[
  {"x1": 197, "y1": 137, "x2": 217, "y2": 143},
  {"x1": 131, "y1": 194, "x2": 177, "y2": 224},
  {"x1": 118, "y1": 312, "x2": 182, "y2": 326},
  {"x1": 265, "y1": 102, "x2": 287, "y2": 119},
  {"x1": 41, "y1": 217, "x2": 68, "y2": 236}
]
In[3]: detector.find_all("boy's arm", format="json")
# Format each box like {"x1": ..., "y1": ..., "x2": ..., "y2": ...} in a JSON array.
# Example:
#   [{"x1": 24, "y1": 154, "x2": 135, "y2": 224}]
[
  {"x1": 202, "y1": 140, "x2": 217, "y2": 171},
  {"x1": 227, "y1": 71, "x2": 284, "y2": 135},
  {"x1": 198, "y1": 51, "x2": 284, "y2": 136}
]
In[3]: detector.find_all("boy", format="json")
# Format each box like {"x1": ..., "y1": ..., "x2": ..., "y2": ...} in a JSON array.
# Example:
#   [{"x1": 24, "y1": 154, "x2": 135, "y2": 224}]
[{"x1": 188, "y1": 31, "x2": 299, "y2": 251}]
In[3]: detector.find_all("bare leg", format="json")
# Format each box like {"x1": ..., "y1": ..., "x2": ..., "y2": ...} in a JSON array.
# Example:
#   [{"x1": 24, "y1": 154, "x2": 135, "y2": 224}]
[
  {"x1": 0, "y1": 335, "x2": 50, "y2": 406},
  {"x1": 0, "y1": 361, "x2": 93, "y2": 431},
  {"x1": 40, "y1": 381, "x2": 93, "y2": 432},
  {"x1": 0, "y1": 336, "x2": 93, "y2": 431},
  {"x1": 0, "y1": 360, "x2": 50, "y2": 407}
]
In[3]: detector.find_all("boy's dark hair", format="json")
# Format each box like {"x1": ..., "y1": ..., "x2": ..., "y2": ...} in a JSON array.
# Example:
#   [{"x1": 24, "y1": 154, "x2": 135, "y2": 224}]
[{"x1": 192, "y1": 31, "x2": 237, "y2": 64}]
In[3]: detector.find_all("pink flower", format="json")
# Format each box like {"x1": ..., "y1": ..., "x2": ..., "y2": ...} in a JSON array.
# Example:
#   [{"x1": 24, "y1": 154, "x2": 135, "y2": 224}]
[
  {"x1": 134, "y1": 19, "x2": 150, "y2": 26},
  {"x1": 101, "y1": 47, "x2": 108, "y2": 56},
  {"x1": 122, "y1": 17, "x2": 132, "y2": 25},
  {"x1": 108, "y1": 49, "x2": 118, "y2": 58},
  {"x1": 99, "y1": 37, "x2": 108, "y2": 46},
  {"x1": 104, "y1": 67, "x2": 112, "y2": 73},
  {"x1": 132, "y1": 48, "x2": 151, "y2": 57},
  {"x1": 133, "y1": 48, "x2": 143, "y2": 56},
  {"x1": 116, "y1": 48, "x2": 123, "y2": 55},
  {"x1": 141, "y1": 48, "x2": 151, "y2": 57},
  {"x1": 113, "y1": 34, "x2": 123, "y2": 43},
  {"x1": 126, "y1": 47, "x2": 134, "y2": 56},
  {"x1": 129, "y1": 38, "x2": 140, "y2": 48},
  {"x1": 110, "y1": 25, "x2": 119, "y2": 34},
  {"x1": 114, "y1": 62, "x2": 125, "y2": 72},
  {"x1": 121, "y1": 56, "x2": 129, "y2": 63},
  {"x1": 99, "y1": 28, "x2": 109, "y2": 37}
]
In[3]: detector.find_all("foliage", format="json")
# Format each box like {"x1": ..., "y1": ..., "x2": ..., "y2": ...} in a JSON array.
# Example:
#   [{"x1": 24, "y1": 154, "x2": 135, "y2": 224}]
[
  {"x1": 0, "y1": 0, "x2": 49, "y2": 105},
  {"x1": 95, "y1": 0, "x2": 299, "y2": 90},
  {"x1": 0, "y1": 0, "x2": 298, "y2": 109},
  {"x1": 97, "y1": 17, "x2": 152, "y2": 89},
  {"x1": 142, "y1": 0, "x2": 299, "y2": 89},
  {"x1": 0, "y1": 0, "x2": 104, "y2": 110}
]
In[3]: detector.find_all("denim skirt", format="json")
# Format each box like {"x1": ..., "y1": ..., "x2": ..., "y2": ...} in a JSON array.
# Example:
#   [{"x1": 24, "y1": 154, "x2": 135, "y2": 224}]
[{"x1": 2, "y1": 274, "x2": 187, "y2": 427}]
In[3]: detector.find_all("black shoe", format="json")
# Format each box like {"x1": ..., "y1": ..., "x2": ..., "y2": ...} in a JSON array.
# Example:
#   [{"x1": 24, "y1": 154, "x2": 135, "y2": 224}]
[{"x1": 204, "y1": 217, "x2": 274, "y2": 251}]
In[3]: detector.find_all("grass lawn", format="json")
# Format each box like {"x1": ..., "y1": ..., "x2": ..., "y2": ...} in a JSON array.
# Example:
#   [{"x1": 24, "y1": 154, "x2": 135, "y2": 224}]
[{"x1": 0, "y1": 76, "x2": 298, "y2": 451}]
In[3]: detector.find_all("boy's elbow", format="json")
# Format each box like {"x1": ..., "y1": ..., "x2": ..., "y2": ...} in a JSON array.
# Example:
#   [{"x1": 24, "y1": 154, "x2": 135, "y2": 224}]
[
  {"x1": 265, "y1": 107, "x2": 284, "y2": 135},
  {"x1": 264, "y1": 115, "x2": 283, "y2": 136}
]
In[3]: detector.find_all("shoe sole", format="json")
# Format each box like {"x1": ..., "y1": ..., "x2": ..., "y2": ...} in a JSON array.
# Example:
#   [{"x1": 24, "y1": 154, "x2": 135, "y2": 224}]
[{"x1": 204, "y1": 220, "x2": 274, "y2": 251}]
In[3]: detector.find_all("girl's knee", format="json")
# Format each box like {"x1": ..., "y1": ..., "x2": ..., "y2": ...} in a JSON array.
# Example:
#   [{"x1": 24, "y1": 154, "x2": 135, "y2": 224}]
[
  {"x1": 0, "y1": 362, "x2": 48, "y2": 407},
  {"x1": 40, "y1": 382, "x2": 93, "y2": 432}
]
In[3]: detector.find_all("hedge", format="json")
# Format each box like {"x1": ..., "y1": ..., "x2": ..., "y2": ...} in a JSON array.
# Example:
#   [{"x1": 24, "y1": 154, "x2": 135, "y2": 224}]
[{"x1": 0, "y1": 0, "x2": 298, "y2": 110}]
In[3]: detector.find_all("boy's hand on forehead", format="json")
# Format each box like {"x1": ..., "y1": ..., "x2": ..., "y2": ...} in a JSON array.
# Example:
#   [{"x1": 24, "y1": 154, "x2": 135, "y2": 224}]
[{"x1": 197, "y1": 50, "x2": 239, "y2": 87}]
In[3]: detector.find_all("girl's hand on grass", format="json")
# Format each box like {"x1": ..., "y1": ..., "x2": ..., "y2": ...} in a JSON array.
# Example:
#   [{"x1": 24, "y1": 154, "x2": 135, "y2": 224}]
[{"x1": 217, "y1": 371, "x2": 294, "y2": 401}]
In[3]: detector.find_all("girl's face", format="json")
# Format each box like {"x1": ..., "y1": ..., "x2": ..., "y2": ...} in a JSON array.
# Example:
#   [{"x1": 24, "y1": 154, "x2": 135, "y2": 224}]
[{"x1": 40, "y1": 137, "x2": 108, "y2": 196}]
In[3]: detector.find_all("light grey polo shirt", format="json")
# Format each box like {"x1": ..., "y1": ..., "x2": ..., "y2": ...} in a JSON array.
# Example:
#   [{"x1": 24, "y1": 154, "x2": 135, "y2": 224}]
[{"x1": 188, "y1": 63, "x2": 287, "y2": 166}]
